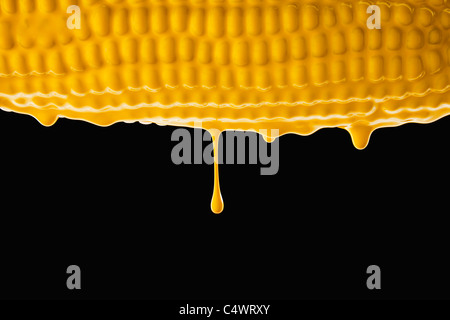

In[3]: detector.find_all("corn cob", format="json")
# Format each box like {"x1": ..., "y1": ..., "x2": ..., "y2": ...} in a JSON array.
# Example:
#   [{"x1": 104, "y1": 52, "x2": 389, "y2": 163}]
[{"x1": 0, "y1": 0, "x2": 449, "y2": 212}]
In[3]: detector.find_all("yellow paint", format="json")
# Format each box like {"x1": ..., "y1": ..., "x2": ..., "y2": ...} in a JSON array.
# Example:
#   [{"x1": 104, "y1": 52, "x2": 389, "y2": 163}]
[
  {"x1": 210, "y1": 130, "x2": 224, "y2": 214},
  {"x1": 1, "y1": 0, "x2": 450, "y2": 213}
]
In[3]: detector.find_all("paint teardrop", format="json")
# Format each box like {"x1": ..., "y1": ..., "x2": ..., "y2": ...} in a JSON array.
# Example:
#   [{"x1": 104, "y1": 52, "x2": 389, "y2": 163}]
[
  {"x1": 210, "y1": 130, "x2": 224, "y2": 214},
  {"x1": 211, "y1": 173, "x2": 224, "y2": 214},
  {"x1": 346, "y1": 123, "x2": 373, "y2": 150}
]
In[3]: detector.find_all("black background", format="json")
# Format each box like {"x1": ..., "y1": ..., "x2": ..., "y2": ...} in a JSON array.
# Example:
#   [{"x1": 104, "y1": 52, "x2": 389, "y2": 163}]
[{"x1": 0, "y1": 109, "x2": 449, "y2": 300}]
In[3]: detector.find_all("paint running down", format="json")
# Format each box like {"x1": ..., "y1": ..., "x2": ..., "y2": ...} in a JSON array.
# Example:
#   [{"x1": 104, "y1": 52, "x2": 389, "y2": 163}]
[
  {"x1": 210, "y1": 131, "x2": 224, "y2": 214},
  {"x1": 1, "y1": 0, "x2": 450, "y2": 213}
]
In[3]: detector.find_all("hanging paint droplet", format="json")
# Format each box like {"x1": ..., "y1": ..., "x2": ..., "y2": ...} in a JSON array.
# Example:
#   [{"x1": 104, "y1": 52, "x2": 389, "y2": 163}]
[
  {"x1": 346, "y1": 122, "x2": 374, "y2": 150},
  {"x1": 262, "y1": 134, "x2": 276, "y2": 143},
  {"x1": 210, "y1": 130, "x2": 224, "y2": 214}
]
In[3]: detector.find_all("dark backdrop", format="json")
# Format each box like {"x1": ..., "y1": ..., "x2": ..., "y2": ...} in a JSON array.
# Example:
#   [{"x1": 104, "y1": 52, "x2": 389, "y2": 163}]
[{"x1": 0, "y1": 109, "x2": 449, "y2": 300}]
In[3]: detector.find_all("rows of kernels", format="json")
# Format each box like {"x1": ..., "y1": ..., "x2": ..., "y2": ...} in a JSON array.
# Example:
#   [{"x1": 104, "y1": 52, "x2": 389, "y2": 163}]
[
  {"x1": 0, "y1": 0, "x2": 449, "y2": 116},
  {"x1": 1, "y1": 3, "x2": 448, "y2": 64}
]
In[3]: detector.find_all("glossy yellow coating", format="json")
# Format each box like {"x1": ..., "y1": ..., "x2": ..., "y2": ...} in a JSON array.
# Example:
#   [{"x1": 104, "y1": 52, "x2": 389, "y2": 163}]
[{"x1": 1, "y1": 0, "x2": 449, "y2": 213}]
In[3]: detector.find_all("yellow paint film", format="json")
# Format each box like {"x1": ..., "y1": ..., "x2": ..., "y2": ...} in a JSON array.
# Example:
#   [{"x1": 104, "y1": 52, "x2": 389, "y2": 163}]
[{"x1": 0, "y1": 0, "x2": 449, "y2": 213}]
